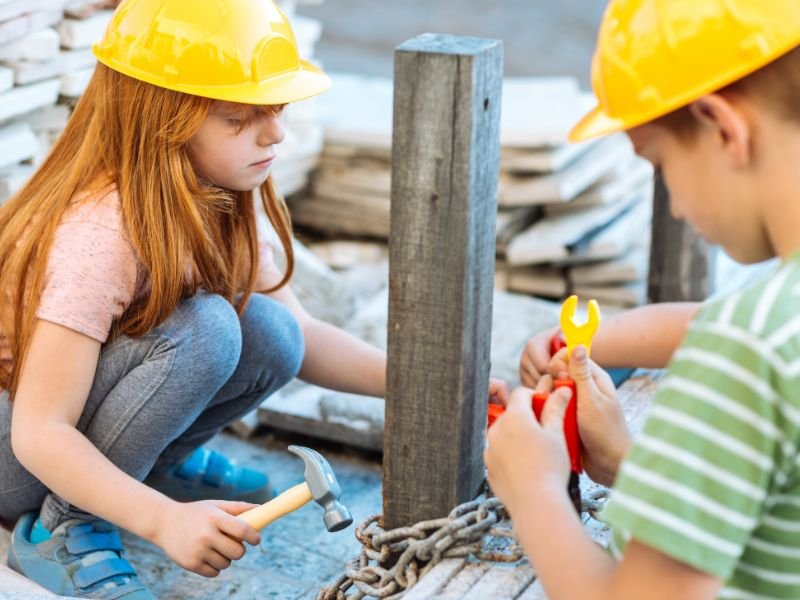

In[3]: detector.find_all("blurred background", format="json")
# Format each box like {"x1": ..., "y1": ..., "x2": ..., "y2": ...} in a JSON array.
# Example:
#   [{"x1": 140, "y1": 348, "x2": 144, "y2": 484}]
[{"x1": 298, "y1": 0, "x2": 606, "y2": 86}]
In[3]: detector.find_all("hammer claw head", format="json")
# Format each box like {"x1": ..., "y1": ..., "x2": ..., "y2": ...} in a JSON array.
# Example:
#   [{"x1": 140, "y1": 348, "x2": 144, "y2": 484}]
[
  {"x1": 288, "y1": 445, "x2": 352, "y2": 531},
  {"x1": 288, "y1": 445, "x2": 342, "y2": 499}
]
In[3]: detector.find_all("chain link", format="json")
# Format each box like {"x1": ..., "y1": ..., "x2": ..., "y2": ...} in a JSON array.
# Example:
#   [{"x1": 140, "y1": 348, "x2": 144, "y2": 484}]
[
  {"x1": 317, "y1": 486, "x2": 611, "y2": 600},
  {"x1": 583, "y1": 487, "x2": 610, "y2": 520}
]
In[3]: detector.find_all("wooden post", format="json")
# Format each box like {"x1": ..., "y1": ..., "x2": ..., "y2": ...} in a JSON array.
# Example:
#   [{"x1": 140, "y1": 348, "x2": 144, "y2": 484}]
[
  {"x1": 647, "y1": 171, "x2": 715, "y2": 302},
  {"x1": 383, "y1": 34, "x2": 503, "y2": 528}
]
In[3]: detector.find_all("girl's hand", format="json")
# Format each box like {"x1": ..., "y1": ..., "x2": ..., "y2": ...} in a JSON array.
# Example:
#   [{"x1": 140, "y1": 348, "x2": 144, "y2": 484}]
[
  {"x1": 489, "y1": 377, "x2": 509, "y2": 405},
  {"x1": 519, "y1": 326, "x2": 560, "y2": 387},
  {"x1": 484, "y1": 383, "x2": 572, "y2": 513},
  {"x1": 559, "y1": 345, "x2": 631, "y2": 486},
  {"x1": 154, "y1": 500, "x2": 262, "y2": 577}
]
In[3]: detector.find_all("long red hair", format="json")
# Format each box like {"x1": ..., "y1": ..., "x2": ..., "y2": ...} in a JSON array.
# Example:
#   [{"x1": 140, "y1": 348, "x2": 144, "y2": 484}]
[{"x1": 0, "y1": 64, "x2": 295, "y2": 393}]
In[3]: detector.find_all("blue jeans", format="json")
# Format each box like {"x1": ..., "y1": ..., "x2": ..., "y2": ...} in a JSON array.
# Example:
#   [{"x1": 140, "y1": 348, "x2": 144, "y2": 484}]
[{"x1": 0, "y1": 292, "x2": 304, "y2": 529}]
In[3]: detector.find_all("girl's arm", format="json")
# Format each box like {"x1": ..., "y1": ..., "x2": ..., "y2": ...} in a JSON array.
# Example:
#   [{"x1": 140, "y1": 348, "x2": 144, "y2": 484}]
[
  {"x1": 485, "y1": 388, "x2": 721, "y2": 600},
  {"x1": 11, "y1": 321, "x2": 173, "y2": 542},
  {"x1": 267, "y1": 281, "x2": 386, "y2": 398},
  {"x1": 11, "y1": 320, "x2": 260, "y2": 576}
]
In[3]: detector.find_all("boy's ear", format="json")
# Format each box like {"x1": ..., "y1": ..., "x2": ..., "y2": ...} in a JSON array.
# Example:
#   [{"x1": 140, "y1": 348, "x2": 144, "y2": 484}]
[{"x1": 688, "y1": 94, "x2": 751, "y2": 168}]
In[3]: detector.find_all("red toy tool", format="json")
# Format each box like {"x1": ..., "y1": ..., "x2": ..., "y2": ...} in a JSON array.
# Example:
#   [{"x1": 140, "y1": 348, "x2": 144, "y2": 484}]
[{"x1": 487, "y1": 295, "x2": 601, "y2": 513}]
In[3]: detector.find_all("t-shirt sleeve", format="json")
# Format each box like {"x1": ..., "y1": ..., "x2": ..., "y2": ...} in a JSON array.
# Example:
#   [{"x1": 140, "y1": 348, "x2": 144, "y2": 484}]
[
  {"x1": 255, "y1": 212, "x2": 282, "y2": 289},
  {"x1": 602, "y1": 317, "x2": 783, "y2": 579},
  {"x1": 37, "y1": 221, "x2": 138, "y2": 343}
]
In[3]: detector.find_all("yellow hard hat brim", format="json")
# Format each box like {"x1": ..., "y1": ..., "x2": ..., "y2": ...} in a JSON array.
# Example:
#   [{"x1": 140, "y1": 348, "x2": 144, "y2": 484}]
[
  {"x1": 94, "y1": 47, "x2": 331, "y2": 106},
  {"x1": 568, "y1": 106, "x2": 627, "y2": 142}
]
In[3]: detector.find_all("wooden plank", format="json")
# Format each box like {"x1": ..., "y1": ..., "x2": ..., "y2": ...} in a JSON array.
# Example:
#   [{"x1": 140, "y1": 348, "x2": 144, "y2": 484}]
[
  {"x1": 258, "y1": 384, "x2": 384, "y2": 451},
  {"x1": 434, "y1": 562, "x2": 493, "y2": 600},
  {"x1": 289, "y1": 194, "x2": 390, "y2": 238},
  {"x1": 518, "y1": 579, "x2": 549, "y2": 600},
  {"x1": 402, "y1": 559, "x2": 467, "y2": 600},
  {"x1": 383, "y1": 33, "x2": 503, "y2": 528},
  {"x1": 314, "y1": 155, "x2": 391, "y2": 194},
  {"x1": 647, "y1": 172, "x2": 715, "y2": 302},
  {"x1": 461, "y1": 562, "x2": 535, "y2": 600}
]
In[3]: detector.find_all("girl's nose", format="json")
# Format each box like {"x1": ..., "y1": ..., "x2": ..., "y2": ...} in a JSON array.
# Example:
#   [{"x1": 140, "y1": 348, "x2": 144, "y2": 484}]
[{"x1": 257, "y1": 113, "x2": 285, "y2": 147}]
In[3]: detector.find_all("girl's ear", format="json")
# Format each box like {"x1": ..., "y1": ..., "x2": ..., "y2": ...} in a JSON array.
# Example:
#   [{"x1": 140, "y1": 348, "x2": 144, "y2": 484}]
[{"x1": 688, "y1": 94, "x2": 751, "y2": 168}]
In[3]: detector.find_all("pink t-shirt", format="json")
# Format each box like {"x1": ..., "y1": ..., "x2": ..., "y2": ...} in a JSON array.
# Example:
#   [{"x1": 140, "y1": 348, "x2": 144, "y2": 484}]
[
  {"x1": 1, "y1": 188, "x2": 277, "y2": 375},
  {"x1": 37, "y1": 189, "x2": 141, "y2": 343}
]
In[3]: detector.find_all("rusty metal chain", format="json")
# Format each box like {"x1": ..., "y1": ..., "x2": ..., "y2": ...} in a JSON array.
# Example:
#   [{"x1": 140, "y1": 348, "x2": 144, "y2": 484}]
[
  {"x1": 315, "y1": 496, "x2": 523, "y2": 600},
  {"x1": 583, "y1": 487, "x2": 610, "y2": 520},
  {"x1": 317, "y1": 485, "x2": 612, "y2": 600}
]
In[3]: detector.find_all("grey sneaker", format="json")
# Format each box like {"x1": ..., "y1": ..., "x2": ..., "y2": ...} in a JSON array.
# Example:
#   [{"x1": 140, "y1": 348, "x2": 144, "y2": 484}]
[{"x1": 7, "y1": 512, "x2": 155, "y2": 599}]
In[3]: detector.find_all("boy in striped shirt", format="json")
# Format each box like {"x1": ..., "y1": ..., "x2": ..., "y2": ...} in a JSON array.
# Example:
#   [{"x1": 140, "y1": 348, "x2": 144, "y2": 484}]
[{"x1": 484, "y1": 1, "x2": 800, "y2": 599}]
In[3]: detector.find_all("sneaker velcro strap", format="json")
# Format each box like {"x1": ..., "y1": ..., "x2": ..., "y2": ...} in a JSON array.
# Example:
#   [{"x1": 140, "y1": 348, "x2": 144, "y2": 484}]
[
  {"x1": 66, "y1": 530, "x2": 125, "y2": 555},
  {"x1": 73, "y1": 557, "x2": 137, "y2": 589},
  {"x1": 175, "y1": 447, "x2": 211, "y2": 481},
  {"x1": 203, "y1": 450, "x2": 235, "y2": 487}
]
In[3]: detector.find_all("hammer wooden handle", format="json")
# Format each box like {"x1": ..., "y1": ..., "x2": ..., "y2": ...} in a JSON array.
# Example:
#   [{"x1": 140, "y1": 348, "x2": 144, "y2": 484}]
[{"x1": 238, "y1": 482, "x2": 314, "y2": 529}]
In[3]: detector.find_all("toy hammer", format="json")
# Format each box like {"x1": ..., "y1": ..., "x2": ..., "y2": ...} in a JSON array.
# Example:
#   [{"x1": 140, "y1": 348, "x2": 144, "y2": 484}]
[{"x1": 238, "y1": 446, "x2": 353, "y2": 532}]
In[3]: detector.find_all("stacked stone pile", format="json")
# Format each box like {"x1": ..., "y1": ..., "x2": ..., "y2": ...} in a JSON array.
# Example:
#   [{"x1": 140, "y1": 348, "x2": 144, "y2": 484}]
[{"x1": 289, "y1": 72, "x2": 654, "y2": 308}]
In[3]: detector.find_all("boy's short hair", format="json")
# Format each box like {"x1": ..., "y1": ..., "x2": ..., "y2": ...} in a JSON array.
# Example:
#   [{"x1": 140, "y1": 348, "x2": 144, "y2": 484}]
[{"x1": 658, "y1": 45, "x2": 800, "y2": 139}]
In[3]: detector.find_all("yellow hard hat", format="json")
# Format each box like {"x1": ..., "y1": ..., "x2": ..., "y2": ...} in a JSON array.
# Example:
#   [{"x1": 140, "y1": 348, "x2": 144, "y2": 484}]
[
  {"x1": 92, "y1": 0, "x2": 331, "y2": 105},
  {"x1": 570, "y1": 0, "x2": 800, "y2": 142}
]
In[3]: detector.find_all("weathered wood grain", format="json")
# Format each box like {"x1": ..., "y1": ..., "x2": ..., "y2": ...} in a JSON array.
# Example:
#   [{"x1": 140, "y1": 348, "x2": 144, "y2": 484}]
[
  {"x1": 383, "y1": 33, "x2": 503, "y2": 528},
  {"x1": 402, "y1": 559, "x2": 466, "y2": 600}
]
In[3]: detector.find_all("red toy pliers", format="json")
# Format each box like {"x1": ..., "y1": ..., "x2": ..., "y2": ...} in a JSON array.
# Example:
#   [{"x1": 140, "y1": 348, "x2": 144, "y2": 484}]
[{"x1": 488, "y1": 295, "x2": 601, "y2": 512}]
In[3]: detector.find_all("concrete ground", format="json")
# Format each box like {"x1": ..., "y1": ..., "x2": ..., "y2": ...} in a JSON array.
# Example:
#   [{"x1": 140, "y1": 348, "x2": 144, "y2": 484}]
[{"x1": 0, "y1": 431, "x2": 382, "y2": 599}]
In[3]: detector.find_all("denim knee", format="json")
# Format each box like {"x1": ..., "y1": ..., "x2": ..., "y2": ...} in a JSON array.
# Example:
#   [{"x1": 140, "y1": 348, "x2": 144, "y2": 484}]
[
  {"x1": 239, "y1": 295, "x2": 304, "y2": 392},
  {"x1": 158, "y1": 292, "x2": 243, "y2": 390}
]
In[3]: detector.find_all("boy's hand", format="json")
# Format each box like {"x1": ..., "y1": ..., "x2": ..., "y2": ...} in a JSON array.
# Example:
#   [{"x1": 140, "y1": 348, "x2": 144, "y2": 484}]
[
  {"x1": 519, "y1": 326, "x2": 560, "y2": 387},
  {"x1": 484, "y1": 384, "x2": 572, "y2": 513},
  {"x1": 489, "y1": 377, "x2": 509, "y2": 405},
  {"x1": 563, "y1": 345, "x2": 631, "y2": 486},
  {"x1": 154, "y1": 500, "x2": 262, "y2": 577}
]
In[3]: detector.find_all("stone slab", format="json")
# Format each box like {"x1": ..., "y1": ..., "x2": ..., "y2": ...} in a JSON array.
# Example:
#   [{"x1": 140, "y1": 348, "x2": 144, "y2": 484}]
[
  {"x1": 0, "y1": 28, "x2": 60, "y2": 62},
  {"x1": 0, "y1": 121, "x2": 38, "y2": 169},
  {"x1": 0, "y1": 78, "x2": 59, "y2": 123},
  {"x1": 58, "y1": 11, "x2": 112, "y2": 49}
]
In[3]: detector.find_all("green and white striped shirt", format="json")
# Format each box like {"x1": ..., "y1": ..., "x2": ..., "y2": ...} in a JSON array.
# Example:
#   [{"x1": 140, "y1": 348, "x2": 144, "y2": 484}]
[{"x1": 604, "y1": 254, "x2": 800, "y2": 599}]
